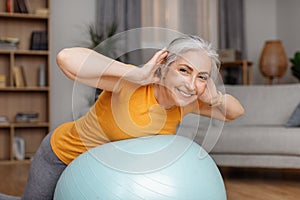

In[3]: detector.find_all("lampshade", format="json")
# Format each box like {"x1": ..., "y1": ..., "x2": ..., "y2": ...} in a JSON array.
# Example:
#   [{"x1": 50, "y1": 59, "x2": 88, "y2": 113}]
[{"x1": 259, "y1": 40, "x2": 288, "y2": 84}]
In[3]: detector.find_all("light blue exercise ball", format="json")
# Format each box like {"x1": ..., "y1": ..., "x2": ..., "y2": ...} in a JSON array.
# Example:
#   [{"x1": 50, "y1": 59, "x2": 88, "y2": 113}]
[{"x1": 54, "y1": 135, "x2": 226, "y2": 200}]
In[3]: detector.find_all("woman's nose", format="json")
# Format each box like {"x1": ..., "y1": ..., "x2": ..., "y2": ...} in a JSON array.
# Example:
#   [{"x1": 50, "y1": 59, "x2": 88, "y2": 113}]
[{"x1": 185, "y1": 76, "x2": 196, "y2": 91}]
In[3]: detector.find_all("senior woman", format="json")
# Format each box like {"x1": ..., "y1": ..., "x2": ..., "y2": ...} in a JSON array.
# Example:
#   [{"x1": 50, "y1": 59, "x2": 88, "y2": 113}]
[{"x1": 0, "y1": 35, "x2": 244, "y2": 200}]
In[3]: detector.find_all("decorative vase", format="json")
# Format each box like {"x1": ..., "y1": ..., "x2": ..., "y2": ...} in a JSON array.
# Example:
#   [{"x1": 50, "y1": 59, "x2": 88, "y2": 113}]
[
  {"x1": 39, "y1": 64, "x2": 46, "y2": 87},
  {"x1": 259, "y1": 40, "x2": 288, "y2": 84}
]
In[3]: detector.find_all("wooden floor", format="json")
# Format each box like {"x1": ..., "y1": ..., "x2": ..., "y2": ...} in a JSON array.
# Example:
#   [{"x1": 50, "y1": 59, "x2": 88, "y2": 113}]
[
  {"x1": 0, "y1": 162, "x2": 30, "y2": 197},
  {"x1": 220, "y1": 168, "x2": 300, "y2": 200},
  {"x1": 0, "y1": 163, "x2": 300, "y2": 199}
]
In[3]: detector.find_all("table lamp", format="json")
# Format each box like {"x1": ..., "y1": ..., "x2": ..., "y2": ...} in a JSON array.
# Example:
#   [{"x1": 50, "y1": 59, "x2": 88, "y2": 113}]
[{"x1": 259, "y1": 40, "x2": 288, "y2": 84}]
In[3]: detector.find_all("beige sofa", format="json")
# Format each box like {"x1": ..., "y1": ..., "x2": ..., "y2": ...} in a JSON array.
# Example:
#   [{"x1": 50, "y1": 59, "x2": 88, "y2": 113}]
[{"x1": 179, "y1": 84, "x2": 300, "y2": 169}]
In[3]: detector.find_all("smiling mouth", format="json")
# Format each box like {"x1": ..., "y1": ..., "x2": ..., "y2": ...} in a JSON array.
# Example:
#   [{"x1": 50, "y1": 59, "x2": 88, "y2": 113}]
[{"x1": 177, "y1": 88, "x2": 195, "y2": 97}]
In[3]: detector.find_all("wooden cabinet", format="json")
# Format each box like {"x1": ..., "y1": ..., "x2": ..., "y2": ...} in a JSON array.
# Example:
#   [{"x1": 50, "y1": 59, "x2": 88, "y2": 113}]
[
  {"x1": 0, "y1": 0, "x2": 50, "y2": 162},
  {"x1": 220, "y1": 60, "x2": 253, "y2": 85}
]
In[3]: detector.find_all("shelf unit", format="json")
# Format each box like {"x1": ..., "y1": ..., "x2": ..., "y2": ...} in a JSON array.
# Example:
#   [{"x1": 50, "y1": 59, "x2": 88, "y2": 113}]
[
  {"x1": 220, "y1": 60, "x2": 253, "y2": 85},
  {"x1": 0, "y1": 0, "x2": 50, "y2": 162}
]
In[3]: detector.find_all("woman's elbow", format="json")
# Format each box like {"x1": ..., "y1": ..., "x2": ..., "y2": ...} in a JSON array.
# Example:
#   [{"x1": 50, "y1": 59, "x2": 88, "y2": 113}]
[
  {"x1": 235, "y1": 106, "x2": 245, "y2": 119},
  {"x1": 56, "y1": 48, "x2": 70, "y2": 69},
  {"x1": 56, "y1": 48, "x2": 77, "y2": 80},
  {"x1": 226, "y1": 105, "x2": 245, "y2": 122}
]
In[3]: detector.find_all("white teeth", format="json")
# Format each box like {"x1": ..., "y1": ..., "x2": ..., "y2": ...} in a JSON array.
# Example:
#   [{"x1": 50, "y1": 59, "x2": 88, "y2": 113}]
[{"x1": 178, "y1": 89, "x2": 192, "y2": 97}]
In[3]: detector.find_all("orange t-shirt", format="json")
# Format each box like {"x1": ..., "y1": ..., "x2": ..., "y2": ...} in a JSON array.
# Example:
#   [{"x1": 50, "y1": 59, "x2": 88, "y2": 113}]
[{"x1": 51, "y1": 81, "x2": 183, "y2": 165}]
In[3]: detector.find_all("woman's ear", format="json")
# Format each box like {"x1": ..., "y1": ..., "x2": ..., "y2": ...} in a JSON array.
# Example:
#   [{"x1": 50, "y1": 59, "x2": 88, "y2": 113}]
[
  {"x1": 154, "y1": 66, "x2": 162, "y2": 78},
  {"x1": 155, "y1": 63, "x2": 169, "y2": 81}
]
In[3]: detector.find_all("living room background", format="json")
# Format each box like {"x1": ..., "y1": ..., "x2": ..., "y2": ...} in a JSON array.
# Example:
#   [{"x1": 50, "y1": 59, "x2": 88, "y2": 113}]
[{"x1": 50, "y1": 0, "x2": 300, "y2": 129}]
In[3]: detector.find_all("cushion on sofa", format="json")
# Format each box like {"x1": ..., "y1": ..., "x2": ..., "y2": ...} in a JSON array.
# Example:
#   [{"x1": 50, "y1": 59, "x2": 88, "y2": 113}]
[
  {"x1": 209, "y1": 125, "x2": 300, "y2": 155},
  {"x1": 286, "y1": 102, "x2": 300, "y2": 127},
  {"x1": 224, "y1": 84, "x2": 300, "y2": 126}
]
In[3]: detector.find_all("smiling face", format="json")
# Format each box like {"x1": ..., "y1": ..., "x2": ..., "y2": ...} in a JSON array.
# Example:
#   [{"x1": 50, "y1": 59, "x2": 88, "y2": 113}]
[{"x1": 156, "y1": 50, "x2": 212, "y2": 108}]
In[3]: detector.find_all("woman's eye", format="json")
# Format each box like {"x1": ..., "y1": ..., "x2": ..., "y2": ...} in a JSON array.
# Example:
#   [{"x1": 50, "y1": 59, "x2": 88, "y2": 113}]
[
  {"x1": 179, "y1": 68, "x2": 189, "y2": 73},
  {"x1": 198, "y1": 75, "x2": 208, "y2": 81}
]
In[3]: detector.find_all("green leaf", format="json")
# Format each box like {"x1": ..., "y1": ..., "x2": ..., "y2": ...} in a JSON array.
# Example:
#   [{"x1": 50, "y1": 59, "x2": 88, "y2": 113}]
[{"x1": 290, "y1": 51, "x2": 300, "y2": 66}]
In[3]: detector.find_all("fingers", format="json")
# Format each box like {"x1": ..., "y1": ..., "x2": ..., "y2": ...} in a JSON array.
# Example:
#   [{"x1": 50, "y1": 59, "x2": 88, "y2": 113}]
[
  {"x1": 157, "y1": 48, "x2": 168, "y2": 63},
  {"x1": 149, "y1": 48, "x2": 168, "y2": 65},
  {"x1": 157, "y1": 51, "x2": 168, "y2": 64},
  {"x1": 144, "y1": 49, "x2": 168, "y2": 77}
]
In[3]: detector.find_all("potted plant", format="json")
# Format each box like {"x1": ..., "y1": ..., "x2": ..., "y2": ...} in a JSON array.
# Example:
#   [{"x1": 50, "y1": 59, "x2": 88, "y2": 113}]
[
  {"x1": 85, "y1": 21, "x2": 119, "y2": 101},
  {"x1": 87, "y1": 21, "x2": 118, "y2": 58},
  {"x1": 290, "y1": 51, "x2": 300, "y2": 81}
]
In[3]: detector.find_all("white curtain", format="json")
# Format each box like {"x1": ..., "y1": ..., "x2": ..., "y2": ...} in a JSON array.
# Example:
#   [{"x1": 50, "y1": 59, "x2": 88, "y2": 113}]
[{"x1": 141, "y1": 0, "x2": 218, "y2": 46}]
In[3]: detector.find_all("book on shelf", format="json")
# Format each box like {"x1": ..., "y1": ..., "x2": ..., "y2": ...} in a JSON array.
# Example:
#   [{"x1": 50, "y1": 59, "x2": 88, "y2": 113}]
[
  {"x1": 14, "y1": 0, "x2": 28, "y2": 13},
  {"x1": 6, "y1": 0, "x2": 13, "y2": 13},
  {"x1": 35, "y1": 8, "x2": 49, "y2": 15},
  {"x1": 0, "y1": 37, "x2": 19, "y2": 50},
  {"x1": 0, "y1": 74, "x2": 6, "y2": 87},
  {"x1": 30, "y1": 31, "x2": 48, "y2": 50},
  {"x1": 13, "y1": 0, "x2": 19, "y2": 13},
  {"x1": 0, "y1": 116, "x2": 9, "y2": 124},
  {"x1": 24, "y1": 0, "x2": 31, "y2": 13},
  {"x1": 13, "y1": 66, "x2": 26, "y2": 87},
  {"x1": 0, "y1": 42, "x2": 18, "y2": 50},
  {"x1": 15, "y1": 112, "x2": 39, "y2": 123}
]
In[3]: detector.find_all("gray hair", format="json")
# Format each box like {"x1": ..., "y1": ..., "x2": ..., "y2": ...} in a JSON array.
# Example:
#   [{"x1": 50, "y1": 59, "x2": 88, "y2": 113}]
[{"x1": 163, "y1": 35, "x2": 220, "y2": 80}]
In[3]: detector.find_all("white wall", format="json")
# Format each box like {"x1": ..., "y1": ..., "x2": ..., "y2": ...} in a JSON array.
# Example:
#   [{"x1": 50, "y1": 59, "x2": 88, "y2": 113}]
[
  {"x1": 50, "y1": 0, "x2": 96, "y2": 129},
  {"x1": 277, "y1": 0, "x2": 300, "y2": 78},
  {"x1": 244, "y1": 0, "x2": 300, "y2": 84},
  {"x1": 244, "y1": 0, "x2": 277, "y2": 84}
]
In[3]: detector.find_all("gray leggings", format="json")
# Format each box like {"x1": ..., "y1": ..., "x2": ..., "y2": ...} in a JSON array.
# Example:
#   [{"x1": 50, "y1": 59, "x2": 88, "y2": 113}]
[{"x1": 0, "y1": 132, "x2": 67, "y2": 200}]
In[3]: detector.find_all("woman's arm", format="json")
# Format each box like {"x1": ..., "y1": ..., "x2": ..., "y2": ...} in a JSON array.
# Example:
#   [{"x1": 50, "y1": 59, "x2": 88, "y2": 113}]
[
  {"x1": 56, "y1": 47, "x2": 135, "y2": 91},
  {"x1": 190, "y1": 78, "x2": 244, "y2": 122},
  {"x1": 56, "y1": 47, "x2": 167, "y2": 91},
  {"x1": 196, "y1": 93, "x2": 244, "y2": 122}
]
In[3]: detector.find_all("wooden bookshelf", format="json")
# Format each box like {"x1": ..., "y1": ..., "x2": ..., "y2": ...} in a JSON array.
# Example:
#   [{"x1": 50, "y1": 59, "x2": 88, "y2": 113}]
[{"x1": 0, "y1": 0, "x2": 50, "y2": 163}]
